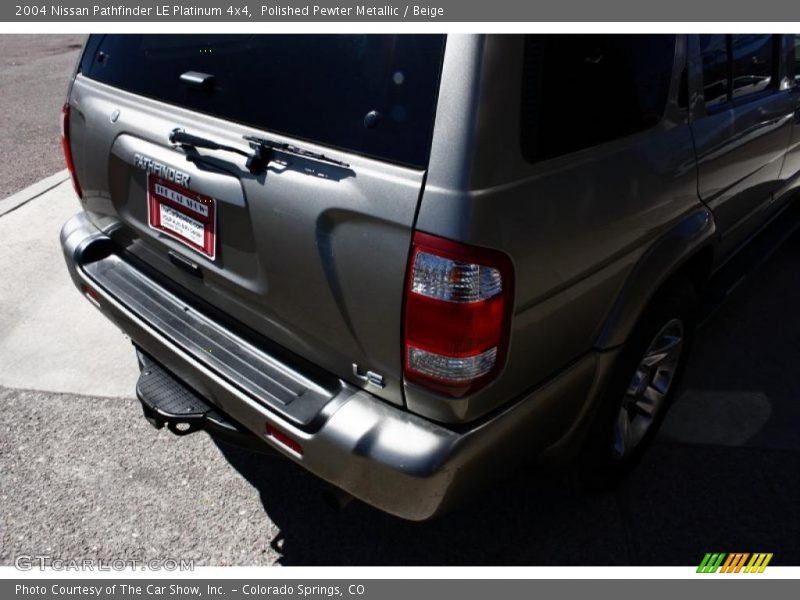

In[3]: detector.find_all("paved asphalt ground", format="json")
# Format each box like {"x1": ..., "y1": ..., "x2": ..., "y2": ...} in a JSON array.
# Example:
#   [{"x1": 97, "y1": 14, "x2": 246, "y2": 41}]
[
  {"x1": 1, "y1": 36, "x2": 799, "y2": 567},
  {"x1": 0, "y1": 35, "x2": 85, "y2": 198}
]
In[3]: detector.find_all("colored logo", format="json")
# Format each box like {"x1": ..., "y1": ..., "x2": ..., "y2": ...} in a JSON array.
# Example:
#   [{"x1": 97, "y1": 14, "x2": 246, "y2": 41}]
[{"x1": 697, "y1": 553, "x2": 773, "y2": 573}]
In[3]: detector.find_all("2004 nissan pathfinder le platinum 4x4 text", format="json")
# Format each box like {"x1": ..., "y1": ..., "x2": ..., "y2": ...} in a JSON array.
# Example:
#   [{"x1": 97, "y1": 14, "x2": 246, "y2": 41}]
[{"x1": 60, "y1": 34, "x2": 800, "y2": 519}]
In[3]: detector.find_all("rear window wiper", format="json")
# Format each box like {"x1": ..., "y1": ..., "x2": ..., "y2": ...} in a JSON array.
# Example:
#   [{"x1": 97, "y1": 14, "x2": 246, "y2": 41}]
[
  {"x1": 169, "y1": 128, "x2": 264, "y2": 173},
  {"x1": 169, "y1": 128, "x2": 350, "y2": 174},
  {"x1": 244, "y1": 135, "x2": 351, "y2": 169}
]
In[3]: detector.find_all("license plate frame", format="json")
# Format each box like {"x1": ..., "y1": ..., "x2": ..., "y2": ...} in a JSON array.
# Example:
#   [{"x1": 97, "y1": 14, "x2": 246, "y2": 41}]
[{"x1": 147, "y1": 174, "x2": 216, "y2": 260}]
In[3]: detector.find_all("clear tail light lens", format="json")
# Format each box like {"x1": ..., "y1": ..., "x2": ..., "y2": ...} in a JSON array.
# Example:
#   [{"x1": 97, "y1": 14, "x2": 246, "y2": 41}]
[
  {"x1": 61, "y1": 103, "x2": 82, "y2": 198},
  {"x1": 407, "y1": 347, "x2": 498, "y2": 382},
  {"x1": 411, "y1": 252, "x2": 503, "y2": 302},
  {"x1": 403, "y1": 232, "x2": 514, "y2": 397}
]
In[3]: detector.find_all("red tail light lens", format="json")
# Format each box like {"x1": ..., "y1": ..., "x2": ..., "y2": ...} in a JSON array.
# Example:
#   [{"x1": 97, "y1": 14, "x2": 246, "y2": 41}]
[
  {"x1": 403, "y1": 232, "x2": 514, "y2": 397},
  {"x1": 61, "y1": 103, "x2": 82, "y2": 198}
]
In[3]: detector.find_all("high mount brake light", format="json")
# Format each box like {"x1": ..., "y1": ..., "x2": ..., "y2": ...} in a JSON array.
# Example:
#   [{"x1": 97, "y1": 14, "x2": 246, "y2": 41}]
[
  {"x1": 403, "y1": 232, "x2": 514, "y2": 398},
  {"x1": 61, "y1": 103, "x2": 82, "y2": 199}
]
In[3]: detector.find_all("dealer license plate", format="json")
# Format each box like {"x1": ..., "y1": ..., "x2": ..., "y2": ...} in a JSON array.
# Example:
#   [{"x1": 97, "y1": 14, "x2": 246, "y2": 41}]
[{"x1": 147, "y1": 174, "x2": 216, "y2": 259}]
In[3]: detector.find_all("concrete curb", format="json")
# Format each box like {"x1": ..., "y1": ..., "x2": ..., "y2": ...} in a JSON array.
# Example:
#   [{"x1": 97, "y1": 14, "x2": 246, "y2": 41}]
[
  {"x1": 0, "y1": 175, "x2": 139, "y2": 398},
  {"x1": 0, "y1": 169, "x2": 70, "y2": 217}
]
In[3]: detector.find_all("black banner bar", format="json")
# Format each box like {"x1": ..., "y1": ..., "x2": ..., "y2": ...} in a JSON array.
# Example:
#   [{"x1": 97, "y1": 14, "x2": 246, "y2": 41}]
[
  {"x1": 4, "y1": 0, "x2": 800, "y2": 22},
  {"x1": 3, "y1": 579, "x2": 799, "y2": 600}
]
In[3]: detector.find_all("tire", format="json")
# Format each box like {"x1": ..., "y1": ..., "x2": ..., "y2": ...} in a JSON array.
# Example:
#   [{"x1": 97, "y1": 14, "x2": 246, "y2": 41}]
[{"x1": 572, "y1": 278, "x2": 697, "y2": 489}]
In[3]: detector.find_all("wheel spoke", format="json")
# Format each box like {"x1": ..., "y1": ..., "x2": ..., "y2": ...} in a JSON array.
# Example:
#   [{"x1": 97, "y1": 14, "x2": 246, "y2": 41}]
[
  {"x1": 642, "y1": 383, "x2": 664, "y2": 406},
  {"x1": 614, "y1": 409, "x2": 632, "y2": 458},
  {"x1": 631, "y1": 394, "x2": 658, "y2": 418},
  {"x1": 626, "y1": 369, "x2": 648, "y2": 396},
  {"x1": 642, "y1": 335, "x2": 682, "y2": 367}
]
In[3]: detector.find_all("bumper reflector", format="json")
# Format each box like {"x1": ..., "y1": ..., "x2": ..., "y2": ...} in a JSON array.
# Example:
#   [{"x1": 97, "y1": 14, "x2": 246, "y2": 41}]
[{"x1": 266, "y1": 424, "x2": 303, "y2": 456}]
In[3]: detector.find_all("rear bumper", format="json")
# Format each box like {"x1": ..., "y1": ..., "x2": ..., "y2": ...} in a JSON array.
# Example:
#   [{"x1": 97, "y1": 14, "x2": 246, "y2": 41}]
[{"x1": 61, "y1": 212, "x2": 600, "y2": 520}]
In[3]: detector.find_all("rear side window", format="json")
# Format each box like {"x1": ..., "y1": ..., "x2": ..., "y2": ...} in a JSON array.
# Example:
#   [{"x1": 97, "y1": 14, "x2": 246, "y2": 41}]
[
  {"x1": 699, "y1": 34, "x2": 729, "y2": 110},
  {"x1": 79, "y1": 34, "x2": 446, "y2": 168},
  {"x1": 731, "y1": 35, "x2": 774, "y2": 99},
  {"x1": 792, "y1": 35, "x2": 800, "y2": 83},
  {"x1": 700, "y1": 34, "x2": 778, "y2": 110},
  {"x1": 520, "y1": 35, "x2": 676, "y2": 163}
]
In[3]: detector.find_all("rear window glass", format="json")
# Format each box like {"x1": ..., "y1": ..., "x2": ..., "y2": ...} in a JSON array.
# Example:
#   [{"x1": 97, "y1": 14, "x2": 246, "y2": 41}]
[
  {"x1": 80, "y1": 34, "x2": 446, "y2": 168},
  {"x1": 521, "y1": 35, "x2": 676, "y2": 163}
]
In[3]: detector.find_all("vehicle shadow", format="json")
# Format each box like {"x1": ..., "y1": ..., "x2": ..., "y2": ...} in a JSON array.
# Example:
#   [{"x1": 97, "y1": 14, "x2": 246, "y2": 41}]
[
  {"x1": 215, "y1": 427, "x2": 800, "y2": 565},
  {"x1": 213, "y1": 440, "x2": 633, "y2": 565},
  {"x1": 213, "y1": 215, "x2": 800, "y2": 566}
]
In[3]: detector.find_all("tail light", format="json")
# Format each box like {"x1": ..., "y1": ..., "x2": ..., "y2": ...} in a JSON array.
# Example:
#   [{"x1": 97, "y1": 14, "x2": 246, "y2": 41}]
[
  {"x1": 403, "y1": 232, "x2": 514, "y2": 397},
  {"x1": 61, "y1": 103, "x2": 82, "y2": 198}
]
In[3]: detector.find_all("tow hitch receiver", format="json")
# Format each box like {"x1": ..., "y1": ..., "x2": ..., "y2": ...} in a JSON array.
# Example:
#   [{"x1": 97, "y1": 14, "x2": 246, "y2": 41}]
[{"x1": 135, "y1": 351, "x2": 271, "y2": 452}]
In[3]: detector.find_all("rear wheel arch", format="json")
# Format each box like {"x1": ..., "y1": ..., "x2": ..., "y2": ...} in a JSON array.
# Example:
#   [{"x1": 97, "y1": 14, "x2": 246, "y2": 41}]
[
  {"x1": 681, "y1": 244, "x2": 715, "y2": 294},
  {"x1": 595, "y1": 207, "x2": 716, "y2": 350},
  {"x1": 573, "y1": 277, "x2": 698, "y2": 484}
]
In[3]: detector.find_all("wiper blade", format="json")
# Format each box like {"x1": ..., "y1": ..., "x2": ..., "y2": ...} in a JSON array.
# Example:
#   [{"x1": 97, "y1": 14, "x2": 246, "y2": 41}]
[
  {"x1": 170, "y1": 128, "x2": 250, "y2": 159},
  {"x1": 168, "y1": 129, "x2": 350, "y2": 175},
  {"x1": 244, "y1": 135, "x2": 350, "y2": 169},
  {"x1": 169, "y1": 128, "x2": 266, "y2": 174}
]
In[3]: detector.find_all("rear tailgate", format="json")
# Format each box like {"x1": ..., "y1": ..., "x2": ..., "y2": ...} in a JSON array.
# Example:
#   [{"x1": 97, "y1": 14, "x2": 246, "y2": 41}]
[{"x1": 67, "y1": 34, "x2": 446, "y2": 406}]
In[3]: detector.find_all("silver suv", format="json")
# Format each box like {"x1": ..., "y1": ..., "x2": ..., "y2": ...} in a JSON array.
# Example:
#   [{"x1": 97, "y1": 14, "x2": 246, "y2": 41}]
[{"x1": 60, "y1": 34, "x2": 800, "y2": 519}]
